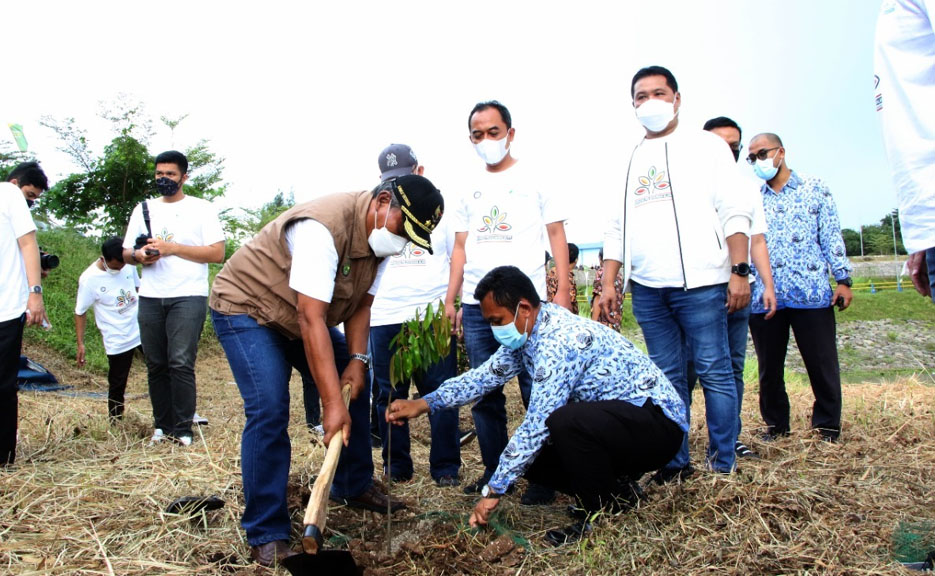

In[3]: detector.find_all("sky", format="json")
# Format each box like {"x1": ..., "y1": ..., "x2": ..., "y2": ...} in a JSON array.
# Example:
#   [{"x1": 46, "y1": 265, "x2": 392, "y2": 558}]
[{"x1": 2, "y1": 0, "x2": 894, "y2": 245}]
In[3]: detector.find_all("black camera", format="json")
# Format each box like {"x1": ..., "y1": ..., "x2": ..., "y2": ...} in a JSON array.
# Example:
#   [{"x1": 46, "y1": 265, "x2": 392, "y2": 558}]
[
  {"x1": 133, "y1": 234, "x2": 159, "y2": 256},
  {"x1": 39, "y1": 250, "x2": 59, "y2": 271}
]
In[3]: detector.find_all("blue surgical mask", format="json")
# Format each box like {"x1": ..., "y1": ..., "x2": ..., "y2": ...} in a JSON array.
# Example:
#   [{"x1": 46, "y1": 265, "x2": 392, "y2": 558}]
[
  {"x1": 754, "y1": 154, "x2": 780, "y2": 180},
  {"x1": 491, "y1": 303, "x2": 529, "y2": 350}
]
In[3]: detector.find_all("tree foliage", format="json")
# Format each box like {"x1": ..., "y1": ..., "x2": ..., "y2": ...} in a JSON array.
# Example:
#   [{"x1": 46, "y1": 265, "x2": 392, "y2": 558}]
[
  {"x1": 841, "y1": 209, "x2": 906, "y2": 257},
  {"x1": 37, "y1": 98, "x2": 226, "y2": 236}
]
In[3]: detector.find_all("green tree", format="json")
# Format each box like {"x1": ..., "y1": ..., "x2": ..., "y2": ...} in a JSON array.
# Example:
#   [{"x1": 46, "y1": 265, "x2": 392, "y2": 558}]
[
  {"x1": 841, "y1": 228, "x2": 861, "y2": 257},
  {"x1": 38, "y1": 98, "x2": 226, "y2": 235}
]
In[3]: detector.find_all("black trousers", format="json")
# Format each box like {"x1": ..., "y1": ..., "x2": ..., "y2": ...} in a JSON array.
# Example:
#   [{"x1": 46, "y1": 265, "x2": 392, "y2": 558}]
[
  {"x1": 0, "y1": 314, "x2": 25, "y2": 466},
  {"x1": 749, "y1": 306, "x2": 842, "y2": 438},
  {"x1": 107, "y1": 346, "x2": 141, "y2": 420},
  {"x1": 524, "y1": 400, "x2": 683, "y2": 513}
]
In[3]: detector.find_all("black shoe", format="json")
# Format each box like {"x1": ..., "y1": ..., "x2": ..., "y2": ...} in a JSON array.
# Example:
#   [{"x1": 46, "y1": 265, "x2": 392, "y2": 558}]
[
  {"x1": 370, "y1": 432, "x2": 382, "y2": 449},
  {"x1": 435, "y1": 475, "x2": 461, "y2": 487},
  {"x1": 462, "y1": 474, "x2": 491, "y2": 495},
  {"x1": 520, "y1": 482, "x2": 556, "y2": 505},
  {"x1": 759, "y1": 429, "x2": 789, "y2": 442},
  {"x1": 544, "y1": 520, "x2": 592, "y2": 547},
  {"x1": 459, "y1": 428, "x2": 476, "y2": 447},
  {"x1": 734, "y1": 441, "x2": 760, "y2": 459},
  {"x1": 463, "y1": 474, "x2": 513, "y2": 495},
  {"x1": 610, "y1": 478, "x2": 646, "y2": 510},
  {"x1": 650, "y1": 465, "x2": 695, "y2": 485}
]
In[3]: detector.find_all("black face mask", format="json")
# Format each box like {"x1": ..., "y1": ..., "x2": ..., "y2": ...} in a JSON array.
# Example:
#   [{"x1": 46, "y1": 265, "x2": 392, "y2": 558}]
[
  {"x1": 26, "y1": 198, "x2": 35, "y2": 208},
  {"x1": 731, "y1": 148, "x2": 741, "y2": 163},
  {"x1": 156, "y1": 177, "x2": 180, "y2": 197}
]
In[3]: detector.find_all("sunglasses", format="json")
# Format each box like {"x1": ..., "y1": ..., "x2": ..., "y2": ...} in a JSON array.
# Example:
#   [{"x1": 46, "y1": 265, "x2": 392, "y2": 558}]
[{"x1": 746, "y1": 147, "x2": 780, "y2": 165}]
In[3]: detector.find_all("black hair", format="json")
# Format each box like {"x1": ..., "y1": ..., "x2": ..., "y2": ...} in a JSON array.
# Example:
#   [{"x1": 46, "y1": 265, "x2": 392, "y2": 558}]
[
  {"x1": 568, "y1": 243, "x2": 579, "y2": 264},
  {"x1": 757, "y1": 132, "x2": 784, "y2": 147},
  {"x1": 703, "y1": 116, "x2": 742, "y2": 140},
  {"x1": 474, "y1": 266, "x2": 541, "y2": 310},
  {"x1": 630, "y1": 66, "x2": 679, "y2": 98},
  {"x1": 469, "y1": 100, "x2": 512, "y2": 131},
  {"x1": 7, "y1": 161, "x2": 49, "y2": 191},
  {"x1": 154, "y1": 150, "x2": 188, "y2": 174},
  {"x1": 101, "y1": 237, "x2": 125, "y2": 263},
  {"x1": 598, "y1": 248, "x2": 604, "y2": 260}
]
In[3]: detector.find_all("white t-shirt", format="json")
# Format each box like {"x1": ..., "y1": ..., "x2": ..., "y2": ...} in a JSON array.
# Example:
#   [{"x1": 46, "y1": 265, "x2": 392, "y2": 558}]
[
  {"x1": 0, "y1": 182, "x2": 37, "y2": 322},
  {"x1": 628, "y1": 137, "x2": 684, "y2": 288},
  {"x1": 455, "y1": 160, "x2": 567, "y2": 305},
  {"x1": 75, "y1": 261, "x2": 142, "y2": 355},
  {"x1": 122, "y1": 195, "x2": 225, "y2": 298},
  {"x1": 875, "y1": 0, "x2": 935, "y2": 253},
  {"x1": 371, "y1": 215, "x2": 454, "y2": 326},
  {"x1": 285, "y1": 218, "x2": 386, "y2": 302}
]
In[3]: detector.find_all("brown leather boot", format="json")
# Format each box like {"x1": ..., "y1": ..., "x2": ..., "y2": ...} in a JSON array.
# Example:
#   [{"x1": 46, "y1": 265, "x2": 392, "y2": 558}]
[{"x1": 250, "y1": 540, "x2": 297, "y2": 567}]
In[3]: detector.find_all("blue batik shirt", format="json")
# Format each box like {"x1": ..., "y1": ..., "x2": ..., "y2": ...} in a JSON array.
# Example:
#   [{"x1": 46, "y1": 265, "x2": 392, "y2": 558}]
[
  {"x1": 752, "y1": 171, "x2": 852, "y2": 313},
  {"x1": 421, "y1": 302, "x2": 688, "y2": 495}
]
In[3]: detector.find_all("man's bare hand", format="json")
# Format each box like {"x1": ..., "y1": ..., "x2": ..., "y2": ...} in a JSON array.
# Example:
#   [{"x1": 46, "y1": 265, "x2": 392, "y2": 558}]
[
  {"x1": 322, "y1": 402, "x2": 351, "y2": 447},
  {"x1": 726, "y1": 275, "x2": 751, "y2": 313},
  {"x1": 386, "y1": 399, "x2": 429, "y2": 426},
  {"x1": 469, "y1": 497, "x2": 500, "y2": 527},
  {"x1": 907, "y1": 251, "x2": 931, "y2": 298}
]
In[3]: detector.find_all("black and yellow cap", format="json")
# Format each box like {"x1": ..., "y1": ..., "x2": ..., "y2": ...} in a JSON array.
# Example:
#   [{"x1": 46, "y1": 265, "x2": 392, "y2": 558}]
[{"x1": 390, "y1": 174, "x2": 444, "y2": 254}]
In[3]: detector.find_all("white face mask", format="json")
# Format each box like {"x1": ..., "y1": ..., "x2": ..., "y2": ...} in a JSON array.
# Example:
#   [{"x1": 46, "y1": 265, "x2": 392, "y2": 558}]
[
  {"x1": 101, "y1": 258, "x2": 122, "y2": 275},
  {"x1": 635, "y1": 98, "x2": 677, "y2": 133},
  {"x1": 368, "y1": 204, "x2": 410, "y2": 257},
  {"x1": 474, "y1": 136, "x2": 510, "y2": 165}
]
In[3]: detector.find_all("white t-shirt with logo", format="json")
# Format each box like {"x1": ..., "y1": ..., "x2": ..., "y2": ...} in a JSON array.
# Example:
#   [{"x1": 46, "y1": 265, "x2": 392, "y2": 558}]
[
  {"x1": 371, "y1": 216, "x2": 454, "y2": 326},
  {"x1": 455, "y1": 160, "x2": 566, "y2": 305},
  {"x1": 628, "y1": 137, "x2": 684, "y2": 288},
  {"x1": 0, "y1": 182, "x2": 37, "y2": 322},
  {"x1": 122, "y1": 195, "x2": 225, "y2": 298},
  {"x1": 285, "y1": 218, "x2": 386, "y2": 303},
  {"x1": 75, "y1": 261, "x2": 142, "y2": 355}
]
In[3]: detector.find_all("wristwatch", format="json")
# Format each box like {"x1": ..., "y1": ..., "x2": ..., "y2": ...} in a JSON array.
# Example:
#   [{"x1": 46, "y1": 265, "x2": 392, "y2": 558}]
[
  {"x1": 350, "y1": 353, "x2": 371, "y2": 368},
  {"x1": 731, "y1": 262, "x2": 751, "y2": 277},
  {"x1": 29, "y1": 285, "x2": 43, "y2": 294},
  {"x1": 481, "y1": 485, "x2": 502, "y2": 499},
  {"x1": 836, "y1": 277, "x2": 853, "y2": 288}
]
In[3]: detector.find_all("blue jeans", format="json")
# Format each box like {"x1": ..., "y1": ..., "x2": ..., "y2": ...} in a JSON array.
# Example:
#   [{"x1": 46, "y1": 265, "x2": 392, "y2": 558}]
[
  {"x1": 211, "y1": 311, "x2": 373, "y2": 546},
  {"x1": 461, "y1": 303, "x2": 532, "y2": 478},
  {"x1": 138, "y1": 296, "x2": 206, "y2": 437},
  {"x1": 927, "y1": 247, "x2": 935, "y2": 303},
  {"x1": 686, "y1": 303, "x2": 751, "y2": 437},
  {"x1": 371, "y1": 324, "x2": 460, "y2": 481},
  {"x1": 630, "y1": 282, "x2": 737, "y2": 473}
]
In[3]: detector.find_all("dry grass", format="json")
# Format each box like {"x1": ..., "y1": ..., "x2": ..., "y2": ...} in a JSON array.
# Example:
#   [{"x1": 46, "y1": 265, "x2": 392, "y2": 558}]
[{"x1": 2, "y1": 341, "x2": 934, "y2": 575}]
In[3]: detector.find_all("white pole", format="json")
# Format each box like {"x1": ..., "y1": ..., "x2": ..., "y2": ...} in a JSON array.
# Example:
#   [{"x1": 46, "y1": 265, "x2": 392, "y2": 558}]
[{"x1": 859, "y1": 225, "x2": 864, "y2": 257}]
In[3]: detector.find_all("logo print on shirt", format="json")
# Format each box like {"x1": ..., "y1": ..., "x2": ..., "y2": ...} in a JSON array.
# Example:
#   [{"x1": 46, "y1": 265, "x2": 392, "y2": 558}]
[
  {"x1": 477, "y1": 206, "x2": 512, "y2": 233},
  {"x1": 115, "y1": 289, "x2": 138, "y2": 314},
  {"x1": 634, "y1": 166, "x2": 669, "y2": 195},
  {"x1": 156, "y1": 228, "x2": 175, "y2": 243},
  {"x1": 389, "y1": 244, "x2": 427, "y2": 267}
]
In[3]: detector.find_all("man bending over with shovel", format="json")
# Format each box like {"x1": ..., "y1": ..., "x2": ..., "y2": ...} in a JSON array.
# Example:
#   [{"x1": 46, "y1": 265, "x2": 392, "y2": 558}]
[
  {"x1": 387, "y1": 265, "x2": 687, "y2": 546},
  {"x1": 210, "y1": 175, "x2": 445, "y2": 566}
]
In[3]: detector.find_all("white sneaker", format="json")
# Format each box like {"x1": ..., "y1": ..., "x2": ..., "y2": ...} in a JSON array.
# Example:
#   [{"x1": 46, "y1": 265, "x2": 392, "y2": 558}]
[
  {"x1": 177, "y1": 435, "x2": 193, "y2": 447},
  {"x1": 312, "y1": 424, "x2": 324, "y2": 437},
  {"x1": 149, "y1": 428, "x2": 166, "y2": 445},
  {"x1": 193, "y1": 413, "x2": 208, "y2": 426}
]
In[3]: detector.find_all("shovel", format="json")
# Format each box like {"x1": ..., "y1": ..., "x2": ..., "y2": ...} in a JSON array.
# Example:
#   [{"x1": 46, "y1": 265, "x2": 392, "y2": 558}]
[{"x1": 281, "y1": 384, "x2": 360, "y2": 576}]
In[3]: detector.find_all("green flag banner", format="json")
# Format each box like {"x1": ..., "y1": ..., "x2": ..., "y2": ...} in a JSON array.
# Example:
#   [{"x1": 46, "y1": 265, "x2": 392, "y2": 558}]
[{"x1": 8, "y1": 124, "x2": 28, "y2": 152}]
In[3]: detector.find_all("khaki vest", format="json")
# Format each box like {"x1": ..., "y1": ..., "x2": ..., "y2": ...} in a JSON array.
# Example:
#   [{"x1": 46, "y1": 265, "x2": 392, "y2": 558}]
[{"x1": 210, "y1": 191, "x2": 379, "y2": 339}]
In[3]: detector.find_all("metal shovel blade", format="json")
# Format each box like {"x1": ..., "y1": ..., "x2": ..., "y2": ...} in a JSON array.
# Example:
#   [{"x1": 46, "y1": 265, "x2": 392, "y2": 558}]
[{"x1": 279, "y1": 550, "x2": 360, "y2": 576}]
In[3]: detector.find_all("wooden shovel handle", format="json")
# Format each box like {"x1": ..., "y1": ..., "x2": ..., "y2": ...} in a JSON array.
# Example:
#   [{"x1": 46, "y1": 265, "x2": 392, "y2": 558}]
[{"x1": 301, "y1": 384, "x2": 351, "y2": 554}]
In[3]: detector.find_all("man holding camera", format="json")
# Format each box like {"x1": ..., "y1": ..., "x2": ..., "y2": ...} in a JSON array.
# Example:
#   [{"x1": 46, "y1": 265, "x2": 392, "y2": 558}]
[
  {"x1": 1, "y1": 162, "x2": 49, "y2": 466},
  {"x1": 123, "y1": 151, "x2": 225, "y2": 447}
]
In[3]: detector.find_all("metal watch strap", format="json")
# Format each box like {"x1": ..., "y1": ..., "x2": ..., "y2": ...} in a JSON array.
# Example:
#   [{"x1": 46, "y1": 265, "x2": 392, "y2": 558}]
[
  {"x1": 29, "y1": 285, "x2": 43, "y2": 294},
  {"x1": 350, "y1": 353, "x2": 371, "y2": 367},
  {"x1": 481, "y1": 485, "x2": 502, "y2": 498}
]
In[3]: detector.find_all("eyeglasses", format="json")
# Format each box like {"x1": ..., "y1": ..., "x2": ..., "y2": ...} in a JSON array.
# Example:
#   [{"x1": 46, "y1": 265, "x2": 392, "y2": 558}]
[{"x1": 746, "y1": 147, "x2": 780, "y2": 165}]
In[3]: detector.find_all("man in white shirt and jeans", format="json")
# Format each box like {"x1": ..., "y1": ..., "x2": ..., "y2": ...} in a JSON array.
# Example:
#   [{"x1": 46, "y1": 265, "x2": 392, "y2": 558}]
[
  {"x1": 1, "y1": 162, "x2": 49, "y2": 466},
  {"x1": 370, "y1": 143, "x2": 461, "y2": 486},
  {"x1": 123, "y1": 151, "x2": 225, "y2": 446},
  {"x1": 76, "y1": 237, "x2": 142, "y2": 421},
  {"x1": 601, "y1": 66, "x2": 752, "y2": 478},
  {"x1": 445, "y1": 100, "x2": 573, "y2": 503}
]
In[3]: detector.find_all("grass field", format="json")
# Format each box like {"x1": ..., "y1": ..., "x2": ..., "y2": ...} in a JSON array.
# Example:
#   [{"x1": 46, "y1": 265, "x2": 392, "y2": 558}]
[{"x1": 5, "y1": 228, "x2": 934, "y2": 575}]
